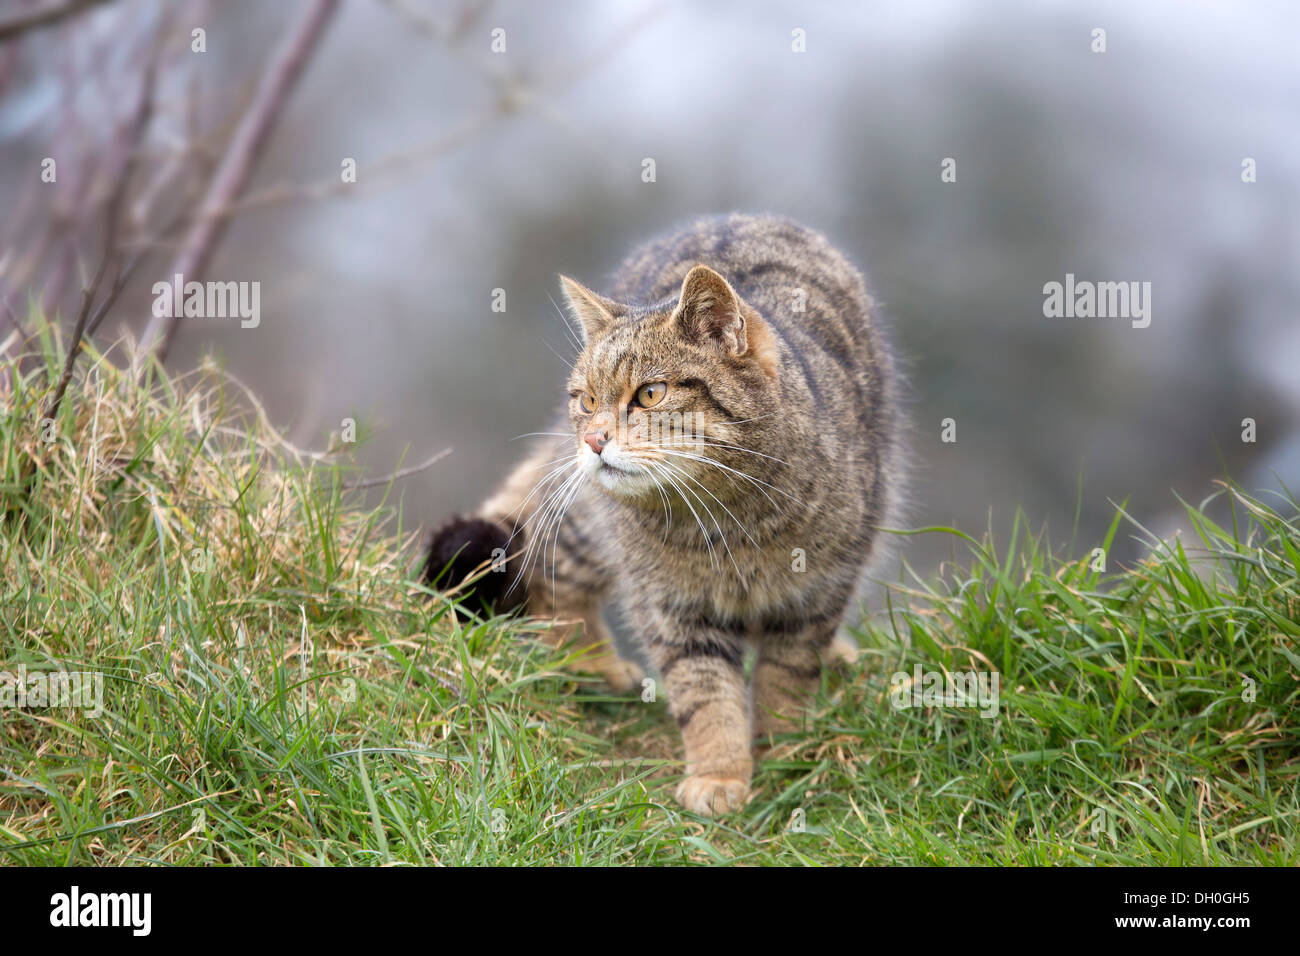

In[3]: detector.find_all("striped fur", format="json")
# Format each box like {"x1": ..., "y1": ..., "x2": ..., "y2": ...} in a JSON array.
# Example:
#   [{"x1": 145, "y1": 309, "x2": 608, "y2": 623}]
[{"x1": 429, "y1": 214, "x2": 902, "y2": 815}]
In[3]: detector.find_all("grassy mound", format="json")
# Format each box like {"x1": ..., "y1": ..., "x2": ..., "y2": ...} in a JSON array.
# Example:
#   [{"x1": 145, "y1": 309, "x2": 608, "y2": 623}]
[{"x1": 1, "y1": 329, "x2": 1296, "y2": 865}]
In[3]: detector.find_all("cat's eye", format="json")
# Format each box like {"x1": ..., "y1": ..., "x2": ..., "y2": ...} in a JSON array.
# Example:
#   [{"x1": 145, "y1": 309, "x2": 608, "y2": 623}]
[
  {"x1": 635, "y1": 382, "x2": 668, "y2": 408},
  {"x1": 578, "y1": 391, "x2": 597, "y2": 413}
]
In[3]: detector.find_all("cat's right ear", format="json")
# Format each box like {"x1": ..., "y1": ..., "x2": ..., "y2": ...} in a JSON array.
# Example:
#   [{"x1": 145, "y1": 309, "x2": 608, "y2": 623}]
[{"x1": 559, "y1": 275, "x2": 619, "y2": 342}]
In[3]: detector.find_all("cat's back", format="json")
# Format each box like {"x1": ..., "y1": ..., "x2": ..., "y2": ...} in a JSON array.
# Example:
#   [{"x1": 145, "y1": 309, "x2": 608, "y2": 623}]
[
  {"x1": 609, "y1": 213, "x2": 874, "y2": 346},
  {"x1": 611, "y1": 214, "x2": 891, "y2": 427}
]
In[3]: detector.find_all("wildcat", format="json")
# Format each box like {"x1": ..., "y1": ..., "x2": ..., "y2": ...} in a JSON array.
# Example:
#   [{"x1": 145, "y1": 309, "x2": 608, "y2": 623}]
[{"x1": 424, "y1": 213, "x2": 902, "y2": 815}]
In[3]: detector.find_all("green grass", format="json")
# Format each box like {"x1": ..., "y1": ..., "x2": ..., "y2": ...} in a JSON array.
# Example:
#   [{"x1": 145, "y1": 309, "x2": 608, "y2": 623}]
[{"x1": 1, "y1": 325, "x2": 1297, "y2": 865}]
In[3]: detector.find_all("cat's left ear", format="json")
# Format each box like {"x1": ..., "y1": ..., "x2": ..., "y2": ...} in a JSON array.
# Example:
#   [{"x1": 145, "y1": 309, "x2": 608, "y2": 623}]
[
  {"x1": 673, "y1": 265, "x2": 750, "y2": 355},
  {"x1": 673, "y1": 265, "x2": 779, "y2": 377},
  {"x1": 559, "y1": 275, "x2": 622, "y2": 342}
]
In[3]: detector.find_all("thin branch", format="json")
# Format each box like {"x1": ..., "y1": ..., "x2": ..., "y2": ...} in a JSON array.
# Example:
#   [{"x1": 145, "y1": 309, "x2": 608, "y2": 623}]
[
  {"x1": 86, "y1": 161, "x2": 198, "y2": 339},
  {"x1": 82, "y1": 210, "x2": 177, "y2": 339},
  {"x1": 344, "y1": 447, "x2": 454, "y2": 491},
  {"x1": 39, "y1": 17, "x2": 161, "y2": 426},
  {"x1": 164, "y1": 106, "x2": 503, "y2": 225},
  {"x1": 0, "y1": 0, "x2": 113, "y2": 42},
  {"x1": 137, "y1": 0, "x2": 339, "y2": 363}
]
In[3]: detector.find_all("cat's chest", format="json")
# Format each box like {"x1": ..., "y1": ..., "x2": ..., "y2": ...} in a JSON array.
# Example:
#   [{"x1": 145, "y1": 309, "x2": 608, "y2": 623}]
[{"x1": 617, "y1": 534, "x2": 815, "y2": 618}]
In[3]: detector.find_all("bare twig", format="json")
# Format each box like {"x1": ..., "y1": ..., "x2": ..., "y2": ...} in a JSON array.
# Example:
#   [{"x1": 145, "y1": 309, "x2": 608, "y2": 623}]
[
  {"x1": 0, "y1": 0, "x2": 113, "y2": 42},
  {"x1": 344, "y1": 447, "x2": 454, "y2": 491},
  {"x1": 82, "y1": 220, "x2": 169, "y2": 340},
  {"x1": 137, "y1": 0, "x2": 339, "y2": 363},
  {"x1": 87, "y1": 170, "x2": 197, "y2": 339},
  {"x1": 158, "y1": 107, "x2": 503, "y2": 225},
  {"x1": 40, "y1": 18, "x2": 161, "y2": 426}
]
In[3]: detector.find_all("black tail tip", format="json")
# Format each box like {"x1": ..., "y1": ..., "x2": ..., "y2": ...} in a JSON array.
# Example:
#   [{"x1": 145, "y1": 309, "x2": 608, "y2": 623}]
[{"x1": 422, "y1": 516, "x2": 526, "y2": 619}]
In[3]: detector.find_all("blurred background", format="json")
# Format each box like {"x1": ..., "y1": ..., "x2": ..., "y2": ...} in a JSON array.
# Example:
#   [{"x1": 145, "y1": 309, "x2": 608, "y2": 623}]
[{"x1": 2, "y1": 0, "x2": 1298, "y2": 585}]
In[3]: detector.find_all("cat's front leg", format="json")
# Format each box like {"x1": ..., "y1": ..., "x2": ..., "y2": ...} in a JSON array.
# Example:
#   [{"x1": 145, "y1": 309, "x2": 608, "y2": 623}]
[
  {"x1": 650, "y1": 610, "x2": 752, "y2": 816},
  {"x1": 751, "y1": 616, "x2": 840, "y2": 739},
  {"x1": 531, "y1": 588, "x2": 643, "y2": 693}
]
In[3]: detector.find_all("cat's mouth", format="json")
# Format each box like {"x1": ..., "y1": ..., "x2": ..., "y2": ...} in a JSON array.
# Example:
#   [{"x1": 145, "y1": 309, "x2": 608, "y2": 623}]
[
  {"x1": 592, "y1": 456, "x2": 638, "y2": 484},
  {"x1": 582, "y1": 446, "x2": 656, "y2": 495}
]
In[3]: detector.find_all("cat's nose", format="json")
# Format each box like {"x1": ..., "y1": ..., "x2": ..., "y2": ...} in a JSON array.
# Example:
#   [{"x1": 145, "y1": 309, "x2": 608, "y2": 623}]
[{"x1": 584, "y1": 430, "x2": 608, "y2": 454}]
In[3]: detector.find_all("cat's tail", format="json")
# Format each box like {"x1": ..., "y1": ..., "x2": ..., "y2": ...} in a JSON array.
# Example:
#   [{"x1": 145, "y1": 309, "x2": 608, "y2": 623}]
[
  {"x1": 421, "y1": 514, "x2": 524, "y2": 617},
  {"x1": 421, "y1": 438, "x2": 559, "y2": 617}
]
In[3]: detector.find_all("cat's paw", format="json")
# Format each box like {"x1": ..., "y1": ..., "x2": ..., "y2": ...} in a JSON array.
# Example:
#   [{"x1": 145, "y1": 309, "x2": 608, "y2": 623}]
[
  {"x1": 675, "y1": 773, "x2": 750, "y2": 816},
  {"x1": 422, "y1": 516, "x2": 525, "y2": 618},
  {"x1": 829, "y1": 631, "x2": 859, "y2": 666},
  {"x1": 592, "y1": 655, "x2": 644, "y2": 694}
]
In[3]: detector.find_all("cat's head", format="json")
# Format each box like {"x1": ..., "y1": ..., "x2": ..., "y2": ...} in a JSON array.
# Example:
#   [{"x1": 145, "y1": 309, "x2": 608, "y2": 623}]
[{"x1": 560, "y1": 264, "x2": 781, "y2": 503}]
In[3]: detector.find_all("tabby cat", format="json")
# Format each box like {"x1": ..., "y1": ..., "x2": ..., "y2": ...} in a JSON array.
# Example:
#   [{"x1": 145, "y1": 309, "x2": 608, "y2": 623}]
[{"x1": 425, "y1": 214, "x2": 901, "y2": 815}]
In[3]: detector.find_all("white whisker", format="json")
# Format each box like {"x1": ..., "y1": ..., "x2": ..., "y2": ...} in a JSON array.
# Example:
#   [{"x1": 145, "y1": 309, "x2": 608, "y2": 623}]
[
  {"x1": 509, "y1": 431, "x2": 572, "y2": 442},
  {"x1": 657, "y1": 459, "x2": 746, "y2": 578},
  {"x1": 653, "y1": 447, "x2": 803, "y2": 509},
  {"x1": 547, "y1": 291, "x2": 585, "y2": 357},
  {"x1": 508, "y1": 463, "x2": 582, "y2": 595},
  {"x1": 658, "y1": 458, "x2": 761, "y2": 551},
  {"x1": 660, "y1": 438, "x2": 791, "y2": 467},
  {"x1": 647, "y1": 459, "x2": 722, "y2": 572}
]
